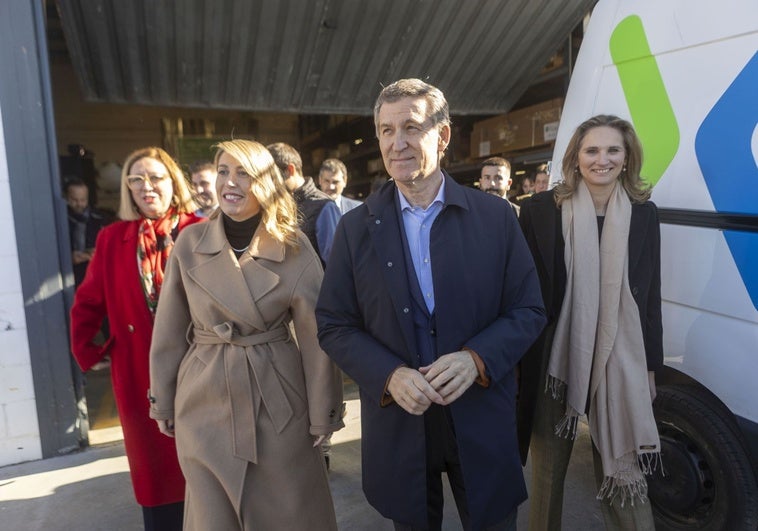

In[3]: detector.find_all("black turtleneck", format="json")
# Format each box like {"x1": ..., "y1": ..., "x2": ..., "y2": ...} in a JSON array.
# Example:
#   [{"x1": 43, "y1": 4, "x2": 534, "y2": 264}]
[{"x1": 222, "y1": 212, "x2": 261, "y2": 257}]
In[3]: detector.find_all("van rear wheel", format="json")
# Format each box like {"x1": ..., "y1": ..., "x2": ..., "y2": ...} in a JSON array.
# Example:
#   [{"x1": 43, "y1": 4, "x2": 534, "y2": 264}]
[{"x1": 649, "y1": 385, "x2": 758, "y2": 530}]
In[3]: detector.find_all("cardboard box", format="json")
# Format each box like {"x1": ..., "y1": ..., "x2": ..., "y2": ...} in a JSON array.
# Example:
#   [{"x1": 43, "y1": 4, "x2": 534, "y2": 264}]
[{"x1": 470, "y1": 98, "x2": 563, "y2": 157}]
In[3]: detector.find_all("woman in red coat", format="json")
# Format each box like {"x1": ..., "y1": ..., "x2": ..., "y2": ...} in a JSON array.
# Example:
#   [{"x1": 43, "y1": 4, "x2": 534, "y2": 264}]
[{"x1": 70, "y1": 147, "x2": 203, "y2": 530}]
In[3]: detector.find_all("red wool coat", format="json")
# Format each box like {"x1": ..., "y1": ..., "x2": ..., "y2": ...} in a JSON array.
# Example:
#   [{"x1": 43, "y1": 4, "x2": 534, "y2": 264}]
[{"x1": 70, "y1": 214, "x2": 202, "y2": 506}]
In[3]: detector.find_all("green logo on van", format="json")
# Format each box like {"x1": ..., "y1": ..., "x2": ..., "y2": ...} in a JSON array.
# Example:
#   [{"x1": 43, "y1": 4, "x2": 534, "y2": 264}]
[{"x1": 610, "y1": 15, "x2": 679, "y2": 186}]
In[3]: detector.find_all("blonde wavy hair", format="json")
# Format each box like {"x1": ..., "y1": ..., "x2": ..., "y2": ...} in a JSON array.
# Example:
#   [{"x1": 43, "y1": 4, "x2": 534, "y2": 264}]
[
  {"x1": 118, "y1": 147, "x2": 197, "y2": 220},
  {"x1": 214, "y1": 140, "x2": 300, "y2": 248},
  {"x1": 554, "y1": 115, "x2": 651, "y2": 206}
]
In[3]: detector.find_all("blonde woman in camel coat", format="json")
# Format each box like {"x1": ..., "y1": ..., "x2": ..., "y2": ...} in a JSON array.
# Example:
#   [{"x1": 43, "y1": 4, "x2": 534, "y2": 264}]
[{"x1": 149, "y1": 139, "x2": 344, "y2": 530}]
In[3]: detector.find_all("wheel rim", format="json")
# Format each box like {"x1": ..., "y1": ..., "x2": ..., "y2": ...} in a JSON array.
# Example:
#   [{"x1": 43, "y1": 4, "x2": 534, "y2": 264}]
[{"x1": 648, "y1": 420, "x2": 716, "y2": 525}]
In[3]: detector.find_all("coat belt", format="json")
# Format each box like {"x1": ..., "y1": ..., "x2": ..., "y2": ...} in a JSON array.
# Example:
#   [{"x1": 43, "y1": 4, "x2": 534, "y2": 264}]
[{"x1": 191, "y1": 322, "x2": 294, "y2": 463}]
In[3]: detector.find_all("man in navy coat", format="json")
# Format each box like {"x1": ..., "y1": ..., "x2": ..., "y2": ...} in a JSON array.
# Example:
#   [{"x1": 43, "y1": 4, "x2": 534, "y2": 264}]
[{"x1": 316, "y1": 79, "x2": 546, "y2": 530}]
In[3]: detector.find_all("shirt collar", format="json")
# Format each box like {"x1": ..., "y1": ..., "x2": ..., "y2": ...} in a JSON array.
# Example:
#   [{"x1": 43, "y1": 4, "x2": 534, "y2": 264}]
[{"x1": 397, "y1": 176, "x2": 446, "y2": 212}]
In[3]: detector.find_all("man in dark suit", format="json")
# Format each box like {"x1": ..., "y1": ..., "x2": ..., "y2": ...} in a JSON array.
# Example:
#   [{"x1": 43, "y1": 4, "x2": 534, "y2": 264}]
[
  {"x1": 316, "y1": 79, "x2": 546, "y2": 530},
  {"x1": 479, "y1": 156, "x2": 520, "y2": 216},
  {"x1": 533, "y1": 163, "x2": 550, "y2": 193},
  {"x1": 64, "y1": 177, "x2": 110, "y2": 287},
  {"x1": 318, "y1": 158, "x2": 362, "y2": 214}
]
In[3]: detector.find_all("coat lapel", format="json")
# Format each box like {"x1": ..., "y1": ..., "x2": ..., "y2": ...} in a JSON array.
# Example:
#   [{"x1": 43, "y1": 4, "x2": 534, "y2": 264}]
[
  {"x1": 628, "y1": 204, "x2": 648, "y2": 275},
  {"x1": 428, "y1": 175, "x2": 469, "y2": 317},
  {"x1": 533, "y1": 195, "x2": 558, "y2": 289},
  {"x1": 365, "y1": 183, "x2": 417, "y2": 358},
  {"x1": 186, "y1": 216, "x2": 272, "y2": 331},
  {"x1": 121, "y1": 219, "x2": 139, "y2": 242},
  {"x1": 242, "y1": 224, "x2": 284, "y2": 303}
]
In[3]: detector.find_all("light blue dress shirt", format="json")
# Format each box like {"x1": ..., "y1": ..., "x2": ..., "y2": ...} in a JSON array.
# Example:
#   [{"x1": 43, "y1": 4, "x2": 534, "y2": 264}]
[{"x1": 398, "y1": 178, "x2": 445, "y2": 314}]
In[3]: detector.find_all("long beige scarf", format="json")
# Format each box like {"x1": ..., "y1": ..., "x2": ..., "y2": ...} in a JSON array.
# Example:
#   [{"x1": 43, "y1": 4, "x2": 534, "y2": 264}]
[{"x1": 547, "y1": 180, "x2": 660, "y2": 505}]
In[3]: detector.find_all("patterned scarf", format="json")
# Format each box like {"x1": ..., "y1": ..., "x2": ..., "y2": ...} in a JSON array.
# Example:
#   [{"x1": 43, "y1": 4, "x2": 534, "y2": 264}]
[
  {"x1": 547, "y1": 180, "x2": 660, "y2": 505},
  {"x1": 137, "y1": 208, "x2": 179, "y2": 315}
]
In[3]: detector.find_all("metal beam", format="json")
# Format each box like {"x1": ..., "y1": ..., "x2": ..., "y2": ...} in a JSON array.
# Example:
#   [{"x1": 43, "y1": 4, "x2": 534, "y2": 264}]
[{"x1": 0, "y1": 0, "x2": 82, "y2": 457}]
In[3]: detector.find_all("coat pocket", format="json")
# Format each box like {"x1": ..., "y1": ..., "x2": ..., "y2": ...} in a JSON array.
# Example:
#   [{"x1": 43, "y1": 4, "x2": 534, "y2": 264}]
[
  {"x1": 268, "y1": 343, "x2": 308, "y2": 420},
  {"x1": 97, "y1": 334, "x2": 115, "y2": 357},
  {"x1": 176, "y1": 344, "x2": 209, "y2": 390}
]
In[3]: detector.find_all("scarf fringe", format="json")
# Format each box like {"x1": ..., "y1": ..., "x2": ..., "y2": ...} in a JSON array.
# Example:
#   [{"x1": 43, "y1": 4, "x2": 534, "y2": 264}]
[
  {"x1": 554, "y1": 413, "x2": 579, "y2": 440},
  {"x1": 639, "y1": 451, "x2": 663, "y2": 476},
  {"x1": 597, "y1": 475, "x2": 648, "y2": 507},
  {"x1": 596, "y1": 450, "x2": 662, "y2": 507},
  {"x1": 546, "y1": 374, "x2": 566, "y2": 401},
  {"x1": 546, "y1": 375, "x2": 580, "y2": 439}
]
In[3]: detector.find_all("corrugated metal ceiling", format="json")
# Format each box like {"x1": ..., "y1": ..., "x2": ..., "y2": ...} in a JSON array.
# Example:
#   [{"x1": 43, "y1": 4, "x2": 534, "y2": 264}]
[{"x1": 56, "y1": 0, "x2": 596, "y2": 115}]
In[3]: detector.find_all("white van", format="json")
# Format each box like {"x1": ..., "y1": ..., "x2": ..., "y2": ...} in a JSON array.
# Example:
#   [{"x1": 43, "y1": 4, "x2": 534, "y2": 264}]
[{"x1": 550, "y1": 1, "x2": 758, "y2": 528}]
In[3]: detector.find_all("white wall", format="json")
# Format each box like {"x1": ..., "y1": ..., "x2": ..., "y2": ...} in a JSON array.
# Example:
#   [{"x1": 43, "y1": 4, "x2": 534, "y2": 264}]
[{"x1": 0, "y1": 101, "x2": 42, "y2": 465}]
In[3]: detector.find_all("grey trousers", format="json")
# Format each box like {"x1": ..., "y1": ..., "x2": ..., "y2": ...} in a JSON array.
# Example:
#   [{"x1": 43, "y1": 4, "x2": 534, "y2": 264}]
[{"x1": 527, "y1": 379, "x2": 655, "y2": 531}]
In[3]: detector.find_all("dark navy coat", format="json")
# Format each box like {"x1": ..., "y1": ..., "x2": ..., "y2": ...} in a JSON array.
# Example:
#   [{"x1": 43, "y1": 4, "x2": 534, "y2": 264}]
[{"x1": 316, "y1": 174, "x2": 546, "y2": 529}]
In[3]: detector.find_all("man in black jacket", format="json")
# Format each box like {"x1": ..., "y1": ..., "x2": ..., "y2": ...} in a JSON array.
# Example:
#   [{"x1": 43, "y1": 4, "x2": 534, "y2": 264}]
[
  {"x1": 64, "y1": 176, "x2": 110, "y2": 287},
  {"x1": 267, "y1": 142, "x2": 342, "y2": 469},
  {"x1": 267, "y1": 143, "x2": 340, "y2": 267}
]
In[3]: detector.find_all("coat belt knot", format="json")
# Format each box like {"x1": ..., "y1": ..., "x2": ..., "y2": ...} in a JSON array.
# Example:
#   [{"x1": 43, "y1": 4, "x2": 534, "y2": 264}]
[{"x1": 192, "y1": 322, "x2": 294, "y2": 463}]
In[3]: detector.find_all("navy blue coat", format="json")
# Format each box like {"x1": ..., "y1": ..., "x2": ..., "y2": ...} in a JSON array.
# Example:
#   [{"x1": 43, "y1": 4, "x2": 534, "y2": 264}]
[{"x1": 316, "y1": 174, "x2": 546, "y2": 529}]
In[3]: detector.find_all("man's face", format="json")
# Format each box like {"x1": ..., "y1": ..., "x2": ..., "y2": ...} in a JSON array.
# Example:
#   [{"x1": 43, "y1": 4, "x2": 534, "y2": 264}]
[
  {"x1": 319, "y1": 169, "x2": 346, "y2": 200},
  {"x1": 376, "y1": 96, "x2": 450, "y2": 187},
  {"x1": 191, "y1": 169, "x2": 219, "y2": 210},
  {"x1": 66, "y1": 184, "x2": 89, "y2": 215},
  {"x1": 479, "y1": 166, "x2": 511, "y2": 198},
  {"x1": 534, "y1": 172, "x2": 549, "y2": 193}
]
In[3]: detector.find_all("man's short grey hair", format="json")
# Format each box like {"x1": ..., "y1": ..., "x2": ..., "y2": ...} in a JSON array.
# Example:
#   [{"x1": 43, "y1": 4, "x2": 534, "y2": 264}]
[
  {"x1": 373, "y1": 78, "x2": 450, "y2": 134},
  {"x1": 319, "y1": 158, "x2": 348, "y2": 183}
]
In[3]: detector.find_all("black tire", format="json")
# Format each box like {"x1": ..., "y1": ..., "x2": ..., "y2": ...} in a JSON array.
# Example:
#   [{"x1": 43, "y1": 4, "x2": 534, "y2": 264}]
[{"x1": 649, "y1": 384, "x2": 758, "y2": 530}]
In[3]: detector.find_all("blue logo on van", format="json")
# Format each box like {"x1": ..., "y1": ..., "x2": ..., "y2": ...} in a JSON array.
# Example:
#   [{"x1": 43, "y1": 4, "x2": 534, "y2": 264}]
[{"x1": 695, "y1": 51, "x2": 758, "y2": 309}]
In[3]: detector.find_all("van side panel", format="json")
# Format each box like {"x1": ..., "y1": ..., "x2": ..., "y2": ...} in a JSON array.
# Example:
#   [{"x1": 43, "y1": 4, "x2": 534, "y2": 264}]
[{"x1": 551, "y1": 0, "x2": 758, "y2": 426}]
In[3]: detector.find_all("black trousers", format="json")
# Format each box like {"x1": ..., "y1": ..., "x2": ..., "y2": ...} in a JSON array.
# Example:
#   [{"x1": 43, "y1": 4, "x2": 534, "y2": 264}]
[
  {"x1": 142, "y1": 501, "x2": 184, "y2": 531},
  {"x1": 393, "y1": 405, "x2": 518, "y2": 531},
  {"x1": 393, "y1": 404, "x2": 516, "y2": 531}
]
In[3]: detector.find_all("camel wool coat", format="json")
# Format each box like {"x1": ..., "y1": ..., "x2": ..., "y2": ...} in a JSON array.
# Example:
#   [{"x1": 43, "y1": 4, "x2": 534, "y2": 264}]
[{"x1": 149, "y1": 215, "x2": 344, "y2": 530}]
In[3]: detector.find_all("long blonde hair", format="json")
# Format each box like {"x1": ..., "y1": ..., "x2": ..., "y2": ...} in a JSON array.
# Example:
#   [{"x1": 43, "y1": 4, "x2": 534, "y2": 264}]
[
  {"x1": 118, "y1": 147, "x2": 197, "y2": 220},
  {"x1": 554, "y1": 115, "x2": 651, "y2": 206},
  {"x1": 214, "y1": 140, "x2": 300, "y2": 248}
]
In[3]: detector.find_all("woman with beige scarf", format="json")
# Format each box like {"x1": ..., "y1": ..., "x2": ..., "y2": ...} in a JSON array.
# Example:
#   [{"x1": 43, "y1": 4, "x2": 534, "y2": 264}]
[{"x1": 517, "y1": 115, "x2": 662, "y2": 530}]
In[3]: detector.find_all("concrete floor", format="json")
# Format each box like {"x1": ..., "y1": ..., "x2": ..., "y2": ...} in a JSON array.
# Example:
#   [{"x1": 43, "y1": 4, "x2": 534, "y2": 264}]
[{"x1": 0, "y1": 379, "x2": 604, "y2": 530}]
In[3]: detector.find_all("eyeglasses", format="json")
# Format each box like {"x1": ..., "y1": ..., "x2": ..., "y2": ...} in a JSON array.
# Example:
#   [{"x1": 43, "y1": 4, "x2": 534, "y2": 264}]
[{"x1": 126, "y1": 173, "x2": 169, "y2": 190}]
